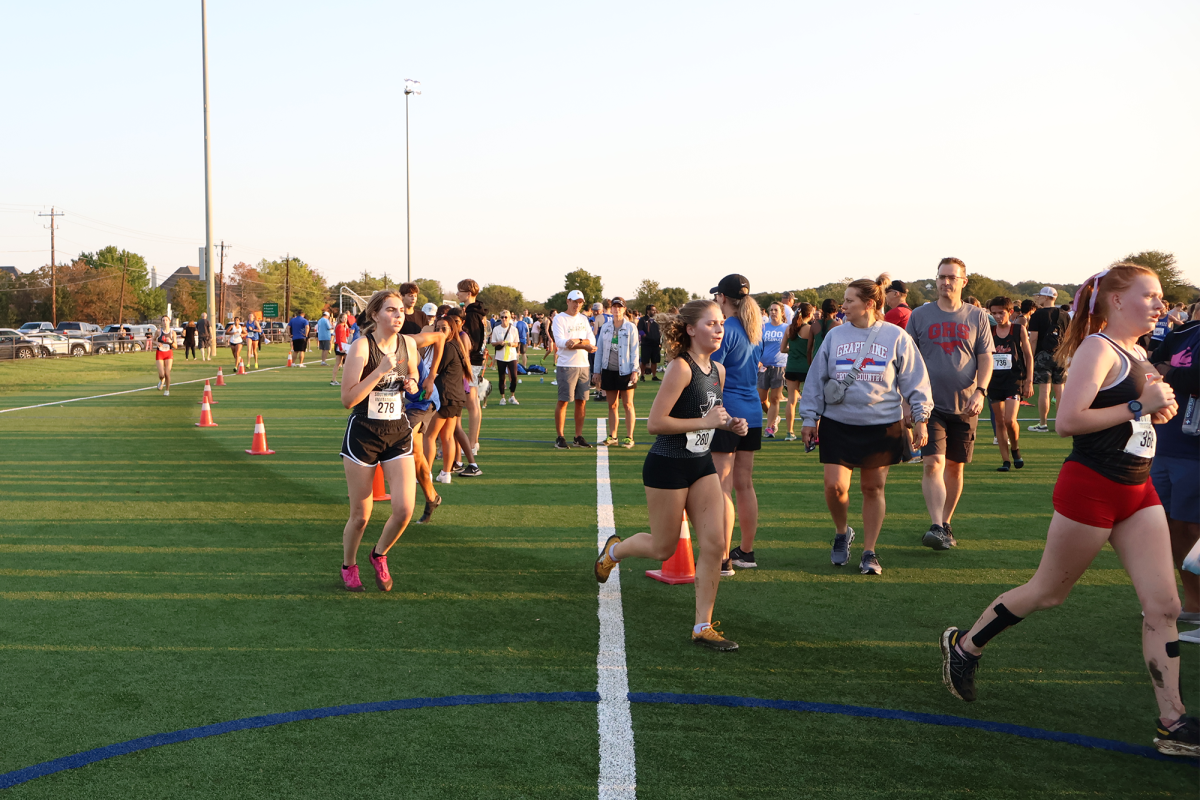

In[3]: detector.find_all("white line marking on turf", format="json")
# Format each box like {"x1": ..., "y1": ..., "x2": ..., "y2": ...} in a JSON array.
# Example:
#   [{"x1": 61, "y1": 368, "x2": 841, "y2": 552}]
[
  {"x1": 596, "y1": 418, "x2": 637, "y2": 799},
  {"x1": 0, "y1": 366, "x2": 287, "y2": 414}
]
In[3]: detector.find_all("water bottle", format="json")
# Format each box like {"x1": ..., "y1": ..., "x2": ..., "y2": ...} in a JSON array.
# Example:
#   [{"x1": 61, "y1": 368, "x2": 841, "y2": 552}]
[
  {"x1": 540, "y1": 377, "x2": 544, "y2": 383},
  {"x1": 1183, "y1": 396, "x2": 1199, "y2": 436}
]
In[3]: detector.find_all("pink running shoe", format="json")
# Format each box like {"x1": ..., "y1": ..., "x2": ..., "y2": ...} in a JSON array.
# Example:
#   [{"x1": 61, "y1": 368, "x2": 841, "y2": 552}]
[
  {"x1": 369, "y1": 550, "x2": 393, "y2": 591},
  {"x1": 341, "y1": 564, "x2": 364, "y2": 592}
]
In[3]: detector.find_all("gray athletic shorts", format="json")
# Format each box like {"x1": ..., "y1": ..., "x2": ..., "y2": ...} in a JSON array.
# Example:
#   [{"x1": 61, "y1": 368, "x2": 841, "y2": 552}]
[
  {"x1": 556, "y1": 366, "x2": 590, "y2": 402},
  {"x1": 757, "y1": 366, "x2": 785, "y2": 390}
]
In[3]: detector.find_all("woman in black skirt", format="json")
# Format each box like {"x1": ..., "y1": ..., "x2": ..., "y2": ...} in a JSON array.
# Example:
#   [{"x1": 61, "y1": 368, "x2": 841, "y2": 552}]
[{"x1": 799, "y1": 275, "x2": 933, "y2": 575}]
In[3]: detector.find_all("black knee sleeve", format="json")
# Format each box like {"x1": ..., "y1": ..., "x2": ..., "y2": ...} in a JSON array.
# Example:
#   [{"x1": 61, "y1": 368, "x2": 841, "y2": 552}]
[
  {"x1": 971, "y1": 603, "x2": 1023, "y2": 649},
  {"x1": 1166, "y1": 640, "x2": 1181, "y2": 659}
]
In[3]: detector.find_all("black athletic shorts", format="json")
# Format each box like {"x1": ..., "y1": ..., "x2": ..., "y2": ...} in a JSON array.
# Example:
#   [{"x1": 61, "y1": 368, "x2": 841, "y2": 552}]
[
  {"x1": 600, "y1": 368, "x2": 636, "y2": 392},
  {"x1": 987, "y1": 379, "x2": 1021, "y2": 403},
  {"x1": 292, "y1": 338, "x2": 308, "y2": 353},
  {"x1": 437, "y1": 401, "x2": 464, "y2": 420},
  {"x1": 921, "y1": 408, "x2": 978, "y2": 464},
  {"x1": 711, "y1": 426, "x2": 763, "y2": 453},
  {"x1": 641, "y1": 341, "x2": 661, "y2": 364},
  {"x1": 642, "y1": 451, "x2": 717, "y2": 490},
  {"x1": 407, "y1": 406, "x2": 437, "y2": 435},
  {"x1": 818, "y1": 416, "x2": 908, "y2": 469},
  {"x1": 784, "y1": 371, "x2": 807, "y2": 383},
  {"x1": 340, "y1": 415, "x2": 413, "y2": 466}
]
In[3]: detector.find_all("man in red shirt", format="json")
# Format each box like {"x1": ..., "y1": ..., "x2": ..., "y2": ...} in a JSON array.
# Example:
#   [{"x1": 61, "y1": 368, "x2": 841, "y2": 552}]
[{"x1": 884, "y1": 279, "x2": 912, "y2": 329}]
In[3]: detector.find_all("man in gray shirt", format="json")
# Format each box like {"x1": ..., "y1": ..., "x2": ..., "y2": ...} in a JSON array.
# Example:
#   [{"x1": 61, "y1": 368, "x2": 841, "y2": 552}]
[{"x1": 908, "y1": 257, "x2": 994, "y2": 551}]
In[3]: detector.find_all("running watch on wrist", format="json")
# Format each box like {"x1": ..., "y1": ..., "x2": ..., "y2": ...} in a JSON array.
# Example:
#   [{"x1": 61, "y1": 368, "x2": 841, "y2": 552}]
[{"x1": 1127, "y1": 399, "x2": 1143, "y2": 417}]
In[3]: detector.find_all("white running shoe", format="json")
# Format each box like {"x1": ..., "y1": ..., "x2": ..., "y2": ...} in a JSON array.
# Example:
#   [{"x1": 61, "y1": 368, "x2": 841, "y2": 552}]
[
  {"x1": 435, "y1": 471, "x2": 452, "y2": 484},
  {"x1": 472, "y1": 443, "x2": 479, "y2": 457},
  {"x1": 298, "y1": 363, "x2": 306, "y2": 368},
  {"x1": 500, "y1": 397, "x2": 507, "y2": 406},
  {"x1": 509, "y1": 397, "x2": 519, "y2": 405},
  {"x1": 1027, "y1": 424, "x2": 1049, "y2": 432},
  {"x1": 551, "y1": 380, "x2": 557, "y2": 385},
  {"x1": 163, "y1": 390, "x2": 169, "y2": 396},
  {"x1": 993, "y1": 437, "x2": 998, "y2": 445}
]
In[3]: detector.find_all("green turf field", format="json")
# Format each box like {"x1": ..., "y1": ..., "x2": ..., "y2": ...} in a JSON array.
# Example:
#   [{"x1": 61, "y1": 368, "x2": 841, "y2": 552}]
[{"x1": 0, "y1": 352, "x2": 1196, "y2": 797}]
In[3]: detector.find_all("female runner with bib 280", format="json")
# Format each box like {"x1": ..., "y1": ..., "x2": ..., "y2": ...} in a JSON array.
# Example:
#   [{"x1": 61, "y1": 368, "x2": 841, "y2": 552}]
[
  {"x1": 595, "y1": 300, "x2": 749, "y2": 651},
  {"x1": 338, "y1": 290, "x2": 421, "y2": 593},
  {"x1": 941, "y1": 264, "x2": 1198, "y2": 757}
]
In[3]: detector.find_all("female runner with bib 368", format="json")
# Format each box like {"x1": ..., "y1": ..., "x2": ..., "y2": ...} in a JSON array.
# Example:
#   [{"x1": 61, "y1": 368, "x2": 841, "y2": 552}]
[
  {"x1": 338, "y1": 290, "x2": 421, "y2": 593},
  {"x1": 594, "y1": 300, "x2": 748, "y2": 651},
  {"x1": 941, "y1": 264, "x2": 1198, "y2": 758}
]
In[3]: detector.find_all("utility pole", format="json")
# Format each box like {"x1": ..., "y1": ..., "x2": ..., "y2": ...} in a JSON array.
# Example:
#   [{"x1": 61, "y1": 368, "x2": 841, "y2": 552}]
[
  {"x1": 217, "y1": 240, "x2": 229, "y2": 321},
  {"x1": 38, "y1": 207, "x2": 64, "y2": 325},
  {"x1": 200, "y1": 0, "x2": 217, "y2": 358},
  {"x1": 284, "y1": 254, "x2": 291, "y2": 321},
  {"x1": 115, "y1": 251, "x2": 128, "y2": 341}
]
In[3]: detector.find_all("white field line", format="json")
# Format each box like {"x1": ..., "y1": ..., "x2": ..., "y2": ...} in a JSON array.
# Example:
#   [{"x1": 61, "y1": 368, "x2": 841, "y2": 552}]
[
  {"x1": 595, "y1": 418, "x2": 637, "y2": 799},
  {"x1": 0, "y1": 366, "x2": 287, "y2": 415}
]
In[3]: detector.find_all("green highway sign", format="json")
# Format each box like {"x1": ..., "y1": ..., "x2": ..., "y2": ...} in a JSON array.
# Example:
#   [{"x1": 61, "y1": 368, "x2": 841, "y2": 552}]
[{"x1": 262, "y1": 302, "x2": 280, "y2": 319}]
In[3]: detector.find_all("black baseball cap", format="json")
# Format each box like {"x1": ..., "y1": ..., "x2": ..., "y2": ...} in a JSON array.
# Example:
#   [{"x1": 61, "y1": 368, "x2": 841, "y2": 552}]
[
  {"x1": 710, "y1": 274, "x2": 750, "y2": 298},
  {"x1": 610, "y1": 297, "x2": 626, "y2": 307},
  {"x1": 887, "y1": 280, "x2": 907, "y2": 294}
]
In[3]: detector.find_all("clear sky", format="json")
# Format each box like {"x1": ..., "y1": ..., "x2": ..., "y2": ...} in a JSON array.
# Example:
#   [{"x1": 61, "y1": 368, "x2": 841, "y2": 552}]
[{"x1": 2, "y1": 1, "x2": 1197, "y2": 301}]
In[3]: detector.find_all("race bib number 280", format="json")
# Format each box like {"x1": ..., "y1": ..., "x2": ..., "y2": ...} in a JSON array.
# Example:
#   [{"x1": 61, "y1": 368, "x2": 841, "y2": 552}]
[
  {"x1": 368, "y1": 390, "x2": 403, "y2": 421},
  {"x1": 686, "y1": 428, "x2": 715, "y2": 454}
]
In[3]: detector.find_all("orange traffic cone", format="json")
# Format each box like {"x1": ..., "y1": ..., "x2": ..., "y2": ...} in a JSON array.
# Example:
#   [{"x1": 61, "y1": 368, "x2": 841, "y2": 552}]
[
  {"x1": 646, "y1": 511, "x2": 696, "y2": 584},
  {"x1": 286, "y1": 352, "x2": 294, "y2": 368},
  {"x1": 236, "y1": 358, "x2": 247, "y2": 375},
  {"x1": 199, "y1": 379, "x2": 218, "y2": 404},
  {"x1": 196, "y1": 397, "x2": 218, "y2": 427},
  {"x1": 372, "y1": 464, "x2": 390, "y2": 501},
  {"x1": 215, "y1": 367, "x2": 226, "y2": 386},
  {"x1": 245, "y1": 414, "x2": 275, "y2": 454}
]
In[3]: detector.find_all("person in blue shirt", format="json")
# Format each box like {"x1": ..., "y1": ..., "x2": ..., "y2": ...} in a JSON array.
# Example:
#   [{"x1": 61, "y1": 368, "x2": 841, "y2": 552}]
[
  {"x1": 317, "y1": 311, "x2": 333, "y2": 365},
  {"x1": 710, "y1": 274, "x2": 765, "y2": 573},
  {"x1": 515, "y1": 315, "x2": 529, "y2": 368},
  {"x1": 288, "y1": 311, "x2": 310, "y2": 367},
  {"x1": 758, "y1": 302, "x2": 789, "y2": 438}
]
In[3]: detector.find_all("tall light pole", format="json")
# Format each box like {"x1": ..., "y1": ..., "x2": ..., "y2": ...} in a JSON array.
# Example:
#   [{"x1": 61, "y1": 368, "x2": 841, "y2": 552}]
[
  {"x1": 404, "y1": 78, "x2": 421, "y2": 284},
  {"x1": 200, "y1": 0, "x2": 217, "y2": 357}
]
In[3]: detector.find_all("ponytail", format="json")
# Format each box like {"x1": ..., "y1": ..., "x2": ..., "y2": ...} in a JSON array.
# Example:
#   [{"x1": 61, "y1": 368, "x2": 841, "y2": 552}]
[
  {"x1": 847, "y1": 274, "x2": 888, "y2": 321},
  {"x1": 1057, "y1": 263, "x2": 1157, "y2": 366}
]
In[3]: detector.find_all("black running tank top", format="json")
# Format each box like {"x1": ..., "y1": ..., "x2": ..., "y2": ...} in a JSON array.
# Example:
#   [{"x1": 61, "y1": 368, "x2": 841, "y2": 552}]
[
  {"x1": 351, "y1": 334, "x2": 411, "y2": 428},
  {"x1": 1064, "y1": 334, "x2": 1154, "y2": 485},
  {"x1": 649, "y1": 352, "x2": 722, "y2": 458}
]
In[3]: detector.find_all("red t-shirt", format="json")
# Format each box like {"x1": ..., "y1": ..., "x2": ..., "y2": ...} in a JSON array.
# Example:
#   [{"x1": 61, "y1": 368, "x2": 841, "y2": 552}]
[
  {"x1": 334, "y1": 323, "x2": 350, "y2": 349},
  {"x1": 884, "y1": 304, "x2": 911, "y2": 330}
]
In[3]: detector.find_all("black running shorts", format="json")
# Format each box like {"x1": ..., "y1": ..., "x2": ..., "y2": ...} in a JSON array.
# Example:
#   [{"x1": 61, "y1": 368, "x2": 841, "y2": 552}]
[
  {"x1": 711, "y1": 426, "x2": 763, "y2": 453},
  {"x1": 642, "y1": 451, "x2": 717, "y2": 490},
  {"x1": 340, "y1": 415, "x2": 413, "y2": 466}
]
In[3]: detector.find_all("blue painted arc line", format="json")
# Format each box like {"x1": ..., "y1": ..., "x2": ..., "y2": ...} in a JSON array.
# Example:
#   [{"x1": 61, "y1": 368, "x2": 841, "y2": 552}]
[
  {"x1": 0, "y1": 690, "x2": 1190, "y2": 790},
  {"x1": 0, "y1": 692, "x2": 598, "y2": 790}
]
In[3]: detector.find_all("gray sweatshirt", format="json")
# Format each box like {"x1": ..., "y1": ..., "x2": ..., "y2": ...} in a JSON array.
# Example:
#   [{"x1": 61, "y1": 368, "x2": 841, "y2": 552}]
[{"x1": 799, "y1": 320, "x2": 934, "y2": 428}]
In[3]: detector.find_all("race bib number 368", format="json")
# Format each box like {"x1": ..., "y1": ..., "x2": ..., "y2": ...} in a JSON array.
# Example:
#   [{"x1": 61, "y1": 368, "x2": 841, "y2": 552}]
[
  {"x1": 1123, "y1": 415, "x2": 1155, "y2": 458},
  {"x1": 369, "y1": 390, "x2": 403, "y2": 421}
]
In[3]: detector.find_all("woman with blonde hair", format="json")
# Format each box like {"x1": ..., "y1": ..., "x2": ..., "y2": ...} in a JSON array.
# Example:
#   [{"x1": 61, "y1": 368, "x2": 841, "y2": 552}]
[
  {"x1": 338, "y1": 290, "x2": 421, "y2": 593},
  {"x1": 595, "y1": 299, "x2": 748, "y2": 651},
  {"x1": 800, "y1": 275, "x2": 932, "y2": 575},
  {"x1": 709, "y1": 274, "x2": 764, "y2": 572},
  {"x1": 941, "y1": 264, "x2": 1197, "y2": 757}
]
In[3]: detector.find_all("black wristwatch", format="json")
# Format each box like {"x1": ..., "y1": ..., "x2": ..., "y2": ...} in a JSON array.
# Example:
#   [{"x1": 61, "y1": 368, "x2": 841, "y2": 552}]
[{"x1": 1127, "y1": 399, "x2": 1143, "y2": 417}]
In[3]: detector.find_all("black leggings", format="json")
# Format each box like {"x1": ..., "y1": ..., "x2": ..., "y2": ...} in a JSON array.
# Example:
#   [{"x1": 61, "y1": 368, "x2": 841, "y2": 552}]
[
  {"x1": 496, "y1": 360, "x2": 518, "y2": 395},
  {"x1": 185, "y1": 343, "x2": 197, "y2": 359}
]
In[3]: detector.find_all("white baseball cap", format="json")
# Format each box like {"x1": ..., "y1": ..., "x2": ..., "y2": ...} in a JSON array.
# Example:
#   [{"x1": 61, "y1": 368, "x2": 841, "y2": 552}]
[
  {"x1": 422, "y1": 303, "x2": 438, "y2": 315},
  {"x1": 1039, "y1": 286, "x2": 1058, "y2": 298},
  {"x1": 567, "y1": 290, "x2": 584, "y2": 301}
]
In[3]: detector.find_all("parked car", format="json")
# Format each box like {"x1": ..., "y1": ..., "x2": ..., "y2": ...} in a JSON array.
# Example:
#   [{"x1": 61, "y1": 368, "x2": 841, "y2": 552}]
[
  {"x1": 90, "y1": 332, "x2": 144, "y2": 353},
  {"x1": 0, "y1": 330, "x2": 41, "y2": 360},
  {"x1": 22, "y1": 331, "x2": 92, "y2": 356},
  {"x1": 18, "y1": 322, "x2": 54, "y2": 335},
  {"x1": 102, "y1": 323, "x2": 158, "y2": 339},
  {"x1": 56, "y1": 321, "x2": 104, "y2": 337}
]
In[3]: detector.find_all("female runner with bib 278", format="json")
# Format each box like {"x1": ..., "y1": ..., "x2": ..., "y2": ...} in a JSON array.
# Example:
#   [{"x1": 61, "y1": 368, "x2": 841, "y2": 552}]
[
  {"x1": 338, "y1": 290, "x2": 421, "y2": 593},
  {"x1": 595, "y1": 300, "x2": 748, "y2": 651},
  {"x1": 941, "y1": 264, "x2": 1198, "y2": 757}
]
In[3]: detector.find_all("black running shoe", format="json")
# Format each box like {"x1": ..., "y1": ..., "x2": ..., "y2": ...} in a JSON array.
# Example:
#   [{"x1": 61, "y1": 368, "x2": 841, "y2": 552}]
[
  {"x1": 416, "y1": 494, "x2": 442, "y2": 525},
  {"x1": 729, "y1": 546, "x2": 757, "y2": 569},
  {"x1": 941, "y1": 627, "x2": 980, "y2": 702},
  {"x1": 555, "y1": 436, "x2": 571, "y2": 450},
  {"x1": 859, "y1": 550, "x2": 882, "y2": 575},
  {"x1": 573, "y1": 436, "x2": 593, "y2": 448},
  {"x1": 1154, "y1": 715, "x2": 1200, "y2": 757},
  {"x1": 720, "y1": 558, "x2": 735, "y2": 577},
  {"x1": 460, "y1": 464, "x2": 483, "y2": 477},
  {"x1": 922, "y1": 524, "x2": 951, "y2": 551},
  {"x1": 996, "y1": 461, "x2": 1011, "y2": 472},
  {"x1": 831, "y1": 527, "x2": 855, "y2": 566},
  {"x1": 944, "y1": 522, "x2": 958, "y2": 547},
  {"x1": 1013, "y1": 452, "x2": 1024, "y2": 469}
]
